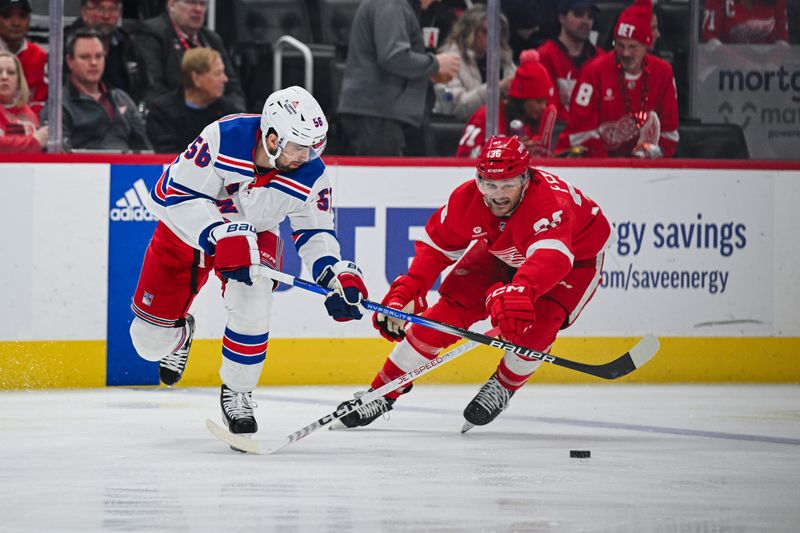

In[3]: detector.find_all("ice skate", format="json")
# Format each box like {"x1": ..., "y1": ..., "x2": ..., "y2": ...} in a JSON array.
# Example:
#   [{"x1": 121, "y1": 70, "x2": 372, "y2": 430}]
[
  {"x1": 462, "y1": 373, "x2": 514, "y2": 433},
  {"x1": 331, "y1": 384, "x2": 413, "y2": 429},
  {"x1": 220, "y1": 384, "x2": 258, "y2": 436},
  {"x1": 159, "y1": 314, "x2": 194, "y2": 386}
]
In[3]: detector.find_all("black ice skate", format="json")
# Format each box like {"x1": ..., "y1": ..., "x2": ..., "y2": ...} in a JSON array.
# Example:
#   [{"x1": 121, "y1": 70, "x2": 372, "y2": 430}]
[
  {"x1": 159, "y1": 314, "x2": 195, "y2": 386},
  {"x1": 462, "y1": 373, "x2": 514, "y2": 433},
  {"x1": 332, "y1": 384, "x2": 413, "y2": 429},
  {"x1": 220, "y1": 384, "x2": 258, "y2": 435}
]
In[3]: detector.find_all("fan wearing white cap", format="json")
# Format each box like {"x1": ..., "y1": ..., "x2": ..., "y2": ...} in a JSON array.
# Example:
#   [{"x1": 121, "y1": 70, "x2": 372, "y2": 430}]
[{"x1": 129, "y1": 86, "x2": 368, "y2": 438}]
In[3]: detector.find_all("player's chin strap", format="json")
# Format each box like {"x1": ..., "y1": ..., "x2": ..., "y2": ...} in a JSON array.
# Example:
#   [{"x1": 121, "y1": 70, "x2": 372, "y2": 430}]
[
  {"x1": 261, "y1": 132, "x2": 283, "y2": 168},
  {"x1": 257, "y1": 266, "x2": 660, "y2": 381}
]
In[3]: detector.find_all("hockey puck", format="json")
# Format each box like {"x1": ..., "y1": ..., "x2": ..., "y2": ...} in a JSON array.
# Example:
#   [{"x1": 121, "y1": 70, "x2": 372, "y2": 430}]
[{"x1": 570, "y1": 450, "x2": 591, "y2": 458}]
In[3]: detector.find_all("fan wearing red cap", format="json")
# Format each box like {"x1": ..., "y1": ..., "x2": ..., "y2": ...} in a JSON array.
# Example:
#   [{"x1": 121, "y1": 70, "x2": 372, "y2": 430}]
[
  {"x1": 331, "y1": 134, "x2": 613, "y2": 431},
  {"x1": 563, "y1": 0, "x2": 679, "y2": 158},
  {"x1": 456, "y1": 49, "x2": 558, "y2": 158}
]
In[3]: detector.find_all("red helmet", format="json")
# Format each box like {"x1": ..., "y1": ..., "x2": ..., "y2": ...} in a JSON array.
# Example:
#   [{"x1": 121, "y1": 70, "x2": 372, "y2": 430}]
[{"x1": 476, "y1": 135, "x2": 531, "y2": 181}]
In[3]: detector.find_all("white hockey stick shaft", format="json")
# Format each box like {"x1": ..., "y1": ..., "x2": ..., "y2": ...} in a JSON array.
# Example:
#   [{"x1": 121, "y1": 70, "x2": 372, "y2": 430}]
[{"x1": 205, "y1": 333, "x2": 491, "y2": 455}]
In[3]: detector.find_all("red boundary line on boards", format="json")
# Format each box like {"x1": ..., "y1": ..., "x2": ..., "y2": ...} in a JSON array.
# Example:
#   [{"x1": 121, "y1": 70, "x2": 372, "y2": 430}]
[{"x1": 1, "y1": 153, "x2": 799, "y2": 170}]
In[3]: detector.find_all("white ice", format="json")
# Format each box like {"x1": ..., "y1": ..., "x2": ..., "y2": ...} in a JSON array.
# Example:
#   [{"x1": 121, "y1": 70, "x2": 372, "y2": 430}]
[{"x1": 1, "y1": 385, "x2": 799, "y2": 532}]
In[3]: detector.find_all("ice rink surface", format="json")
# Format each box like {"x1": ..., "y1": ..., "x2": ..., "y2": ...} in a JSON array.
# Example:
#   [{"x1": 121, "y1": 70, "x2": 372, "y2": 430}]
[{"x1": 1, "y1": 384, "x2": 799, "y2": 533}]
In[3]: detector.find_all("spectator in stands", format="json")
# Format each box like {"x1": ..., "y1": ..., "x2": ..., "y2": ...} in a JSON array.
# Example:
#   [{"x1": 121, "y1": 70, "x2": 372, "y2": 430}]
[
  {"x1": 565, "y1": 0, "x2": 679, "y2": 158},
  {"x1": 65, "y1": 0, "x2": 149, "y2": 107},
  {"x1": 650, "y1": 11, "x2": 661, "y2": 50},
  {"x1": 501, "y1": 0, "x2": 561, "y2": 61},
  {"x1": 434, "y1": 4, "x2": 516, "y2": 120},
  {"x1": 146, "y1": 47, "x2": 243, "y2": 153},
  {"x1": 702, "y1": 0, "x2": 788, "y2": 44},
  {"x1": 57, "y1": 29, "x2": 151, "y2": 151},
  {"x1": 338, "y1": 0, "x2": 461, "y2": 156},
  {"x1": 0, "y1": 50, "x2": 46, "y2": 152},
  {"x1": 421, "y1": 0, "x2": 468, "y2": 49},
  {"x1": 537, "y1": 0, "x2": 603, "y2": 124},
  {"x1": 0, "y1": 0, "x2": 46, "y2": 115},
  {"x1": 456, "y1": 50, "x2": 557, "y2": 158},
  {"x1": 135, "y1": 0, "x2": 246, "y2": 109}
]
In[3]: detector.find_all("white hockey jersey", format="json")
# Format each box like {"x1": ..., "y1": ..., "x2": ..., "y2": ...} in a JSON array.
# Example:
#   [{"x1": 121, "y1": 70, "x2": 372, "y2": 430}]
[{"x1": 146, "y1": 114, "x2": 342, "y2": 279}]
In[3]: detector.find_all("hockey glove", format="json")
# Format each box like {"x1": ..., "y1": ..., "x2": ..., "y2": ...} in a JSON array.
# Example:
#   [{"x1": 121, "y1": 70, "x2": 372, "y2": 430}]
[
  {"x1": 373, "y1": 275, "x2": 429, "y2": 342},
  {"x1": 485, "y1": 282, "x2": 537, "y2": 343},
  {"x1": 210, "y1": 222, "x2": 260, "y2": 286},
  {"x1": 317, "y1": 261, "x2": 369, "y2": 322}
]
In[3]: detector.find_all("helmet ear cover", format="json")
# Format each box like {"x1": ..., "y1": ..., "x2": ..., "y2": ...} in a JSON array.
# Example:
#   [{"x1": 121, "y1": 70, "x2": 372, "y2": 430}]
[{"x1": 475, "y1": 135, "x2": 531, "y2": 181}]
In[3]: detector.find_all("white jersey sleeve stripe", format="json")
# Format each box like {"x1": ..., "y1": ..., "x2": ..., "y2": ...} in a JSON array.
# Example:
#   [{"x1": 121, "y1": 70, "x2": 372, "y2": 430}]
[
  {"x1": 525, "y1": 239, "x2": 575, "y2": 265},
  {"x1": 418, "y1": 230, "x2": 467, "y2": 261}
]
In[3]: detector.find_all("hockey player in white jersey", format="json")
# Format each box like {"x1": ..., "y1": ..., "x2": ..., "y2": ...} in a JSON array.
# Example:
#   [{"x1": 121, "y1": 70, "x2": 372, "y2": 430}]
[{"x1": 129, "y1": 86, "x2": 368, "y2": 436}]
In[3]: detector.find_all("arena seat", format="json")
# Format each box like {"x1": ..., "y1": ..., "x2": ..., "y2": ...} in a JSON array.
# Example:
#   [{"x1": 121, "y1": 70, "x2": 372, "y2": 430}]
[
  {"x1": 675, "y1": 122, "x2": 749, "y2": 159},
  {"x1": 655, "y1": 0, "x2": 690, "y2": 118},
  {"x1": 315, "y1": 0, "x2": 363, "y2": 57},
  {"x1": 229, "y1": 0, "x2": 314, "y2": 46},
  {"x1": 423, "y1": 116, "x2": 467, "y2": 157}
]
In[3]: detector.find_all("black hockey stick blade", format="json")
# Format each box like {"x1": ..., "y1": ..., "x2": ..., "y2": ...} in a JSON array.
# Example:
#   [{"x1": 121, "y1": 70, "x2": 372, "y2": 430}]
[{"x1": 556, "y1": 333, "x2": 660, "y2": 380}]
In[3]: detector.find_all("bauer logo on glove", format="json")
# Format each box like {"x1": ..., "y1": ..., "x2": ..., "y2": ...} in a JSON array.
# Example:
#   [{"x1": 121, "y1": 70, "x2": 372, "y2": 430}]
[
  {"x1": 316, "y1": 260, "x2": 369, "y2": 322},
  {"x1": 209, "y1": 221, "x2": 260, "y2": 285}
]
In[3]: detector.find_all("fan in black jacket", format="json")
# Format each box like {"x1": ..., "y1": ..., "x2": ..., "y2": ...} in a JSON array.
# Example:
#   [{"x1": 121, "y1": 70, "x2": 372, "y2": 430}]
[{"x1": 146, "y1": 47, "x2": 244, "y2": 154}]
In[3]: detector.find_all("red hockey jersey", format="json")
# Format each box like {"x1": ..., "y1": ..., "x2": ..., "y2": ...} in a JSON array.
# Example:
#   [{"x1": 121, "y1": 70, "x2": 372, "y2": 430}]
[
  {"x1": 17, "y1": 40, "x2": 48, "y2": 116},
  {"x1": 537, "y1": 39, "x2": 605, "y2": 123},
  {"x1": 702, "y1": 0, "x2": 788, "y2": 43},
  {"x1": 407, "y1": 169, "x2": 612, "y2": 298},
  {"x1": 0, "y1": 104, "x2": 41, "y2": 153},
  {"x1": 565, "y1": 52, "x2": 679, "y2": 158},
  {"x1": 455, "y1": 104, "x2": 558, "y2": 158}
]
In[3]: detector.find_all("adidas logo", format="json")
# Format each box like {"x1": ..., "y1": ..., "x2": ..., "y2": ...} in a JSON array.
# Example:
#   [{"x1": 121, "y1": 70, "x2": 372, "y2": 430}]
[{"x1": 109, "y1": 179, "x2": 156, "y2": 222}]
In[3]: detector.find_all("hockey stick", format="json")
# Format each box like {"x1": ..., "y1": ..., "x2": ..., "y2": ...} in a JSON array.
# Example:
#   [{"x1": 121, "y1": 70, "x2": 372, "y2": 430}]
[
  {"x1": 258, "y1": 267, "x2": 660, "y2": 380},
  {"x1": 205, "y1": 335, "x2": 487, "y2": 454}
]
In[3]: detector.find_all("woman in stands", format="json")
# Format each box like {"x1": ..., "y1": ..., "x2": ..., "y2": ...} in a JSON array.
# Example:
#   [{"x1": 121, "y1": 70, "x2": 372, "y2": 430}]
[
  {"x1": 0, "y1": 50, "x2": 47, "y2": 153},
  {"x1": 455, "y1": 49, "x2": 557, "y2": 158},
  {"x1": 433, "y1": 4, "x2": 517, "y2": 120},
  {"x1": 702, "y1": 0, "x2": 789, "y2": 44}
]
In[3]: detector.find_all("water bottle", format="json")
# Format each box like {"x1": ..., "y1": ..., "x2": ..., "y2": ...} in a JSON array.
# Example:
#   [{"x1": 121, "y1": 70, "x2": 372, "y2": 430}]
[{"x1": 433, "y1": 84, "x2": 454, "y2": 116}]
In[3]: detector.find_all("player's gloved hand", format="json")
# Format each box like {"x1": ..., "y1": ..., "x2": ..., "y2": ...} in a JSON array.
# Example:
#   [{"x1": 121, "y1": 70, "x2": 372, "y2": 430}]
[
  {"x1": 485, "y1": 282, "x2": 537, "y2": 343},
  {"x1": 317, "y1": 261, "x2": 368, "y2": 322},
  {"x1": 210, "y1": 222, "x2": 260, "y2": 286},
  {"x1": 373, "y1": 275, "x2": 428, "y2": 342}
]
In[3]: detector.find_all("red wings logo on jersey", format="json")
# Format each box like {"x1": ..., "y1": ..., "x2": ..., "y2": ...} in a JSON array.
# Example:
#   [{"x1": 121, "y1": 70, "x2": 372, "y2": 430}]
[{"x1": 729, "y1": 19, "x2": 776, "y2": 42}]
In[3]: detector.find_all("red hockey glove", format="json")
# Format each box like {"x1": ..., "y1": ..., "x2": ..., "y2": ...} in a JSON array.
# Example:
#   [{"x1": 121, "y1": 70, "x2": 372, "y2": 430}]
[
  {"x1": 373, "y1": 275, "x2": 429, "y2": 342},
  {"x1": 485, "y1": 282, "x2": 537, "y2": 343},
  {"x1": 317, "y1": 261, "x2": 369, "y2": 322},
  {"x1": 210, "y1": 222, "x2": 260, "y2": 286}
]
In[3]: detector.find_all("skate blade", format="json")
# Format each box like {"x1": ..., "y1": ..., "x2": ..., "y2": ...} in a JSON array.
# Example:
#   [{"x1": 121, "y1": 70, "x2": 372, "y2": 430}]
[
  {"x1": 328, "y1": 420, "x2": 347, "y2": 430},
  {"x1": 461, "y1": 421, "x2": 475, "y2": 434}
]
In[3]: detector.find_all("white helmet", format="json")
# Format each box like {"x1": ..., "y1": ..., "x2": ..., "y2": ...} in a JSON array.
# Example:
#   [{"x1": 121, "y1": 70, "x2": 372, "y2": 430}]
[{"x1": 261, "y1": 86, "x2": 328, "y2": 167}]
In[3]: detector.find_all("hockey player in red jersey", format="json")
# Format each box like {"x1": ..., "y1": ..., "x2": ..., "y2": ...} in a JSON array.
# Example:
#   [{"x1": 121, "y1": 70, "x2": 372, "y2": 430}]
[
  {"x1": 564, "y1": 0, "x2": 679, "y2": 158},
  {"x1": 456, "y1": 50, "x2": 558, "y2": 159},
  {"x1": 129, "y1": 87, "x2": 368, "y2": 436},
  {"x1": 336, "y1": 135, "x2": 612, "y2": 430}
]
